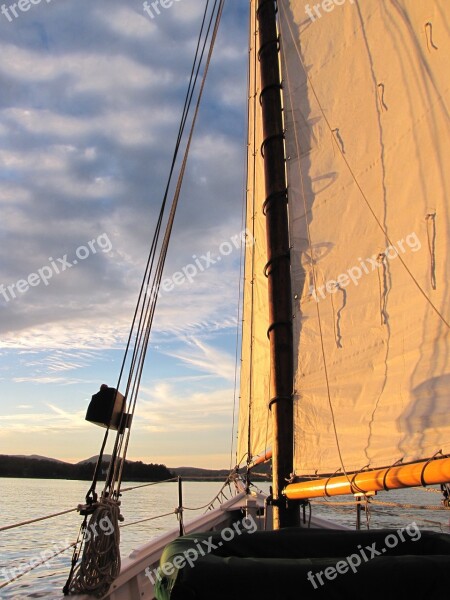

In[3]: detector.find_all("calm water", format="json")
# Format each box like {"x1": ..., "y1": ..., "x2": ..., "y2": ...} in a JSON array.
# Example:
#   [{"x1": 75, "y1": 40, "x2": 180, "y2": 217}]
[{"x1": 0, "y1": 478, "x2": 449, "y2": 599}]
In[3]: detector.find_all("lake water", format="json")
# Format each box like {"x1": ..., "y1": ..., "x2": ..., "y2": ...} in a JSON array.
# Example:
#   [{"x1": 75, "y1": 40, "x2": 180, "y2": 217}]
[{"x1": 1, "y1": 478, "x2": 449, "y2": 599}]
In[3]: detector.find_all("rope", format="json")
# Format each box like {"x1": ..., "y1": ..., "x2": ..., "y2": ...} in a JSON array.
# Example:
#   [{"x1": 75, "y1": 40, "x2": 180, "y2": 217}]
[
  {"x1": 105, "y1": 0, "x2": 224, "y2": 499},
  {"x1": 312, "y1": 499, "x2": 450, "y2": 511},
  {"x1": 120, "y1": 511, "x2": 176, "y2": 529},
  {"x1": 120, "y1": 477, "x2": 178, "y2": 493},
  {"x1": 0, "y1": 479, "x2": 175, "y2": 534},
  {"x1": 182, "y1": 479, "x2": 235, "y2": 511},
  {"x1": 64, "y1": 499, "x2": 122, "y2": 597},
  {"x1": 370, "y1": 499, "x2": 450, "y2": 511},
  {"x1": 0, "y1": 541, "x2": 77, "y2": 590},
  {"x1": 0, "y1": 507, "x2": 77, "y2": 533},
  {"x1": 229, "y1": 2, "x2": 252, "y2": 471},
  {"x1": 245, "y1": 0, "x2": 259, "y2": 470},
  {"x1": 113, "y1": 0, "x2": 226, "y2": 499}
]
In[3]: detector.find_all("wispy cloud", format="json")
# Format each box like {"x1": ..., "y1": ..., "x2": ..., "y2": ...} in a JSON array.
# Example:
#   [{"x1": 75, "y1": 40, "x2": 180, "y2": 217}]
[
  {"x1": 137, "y1": 384, "x2": 234, "y2": 434},
  {"x1": 0, "y1": 403, "x2": 88, "y2": 435},
  {"x1": 165, "y1": 337, "x2": 236, "y2": 381}
]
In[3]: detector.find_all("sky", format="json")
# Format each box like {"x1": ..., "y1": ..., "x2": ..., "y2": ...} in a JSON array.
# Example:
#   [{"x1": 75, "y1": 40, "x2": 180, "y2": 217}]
[{"x1": 0, "y1": 0, "x2": 250, "y2": 469}]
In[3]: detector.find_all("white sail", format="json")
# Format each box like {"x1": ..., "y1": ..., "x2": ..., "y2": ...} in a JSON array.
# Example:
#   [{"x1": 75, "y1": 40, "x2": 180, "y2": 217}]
[
  {"x1": 281, "y1": 0, "x2": 450, "y2": 475},
  {"x1": 239, "y1": 0, "x2": 450, "y2": 477}
]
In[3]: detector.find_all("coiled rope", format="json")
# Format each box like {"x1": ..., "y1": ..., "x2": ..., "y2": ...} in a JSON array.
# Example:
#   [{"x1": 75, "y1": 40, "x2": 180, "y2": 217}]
[{"x1": 65, "y1": 498, "x2": 122, "y2": 598}]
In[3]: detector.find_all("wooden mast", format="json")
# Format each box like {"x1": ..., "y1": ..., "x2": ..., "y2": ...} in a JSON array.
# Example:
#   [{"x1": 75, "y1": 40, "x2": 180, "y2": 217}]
[{"x1": 256, "y1": 0, "x2": 298, "y2": 528}]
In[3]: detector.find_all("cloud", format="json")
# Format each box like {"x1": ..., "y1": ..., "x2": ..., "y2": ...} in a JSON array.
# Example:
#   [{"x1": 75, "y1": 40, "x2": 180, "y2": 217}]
[
  {"x1": 0, "y1": 0, "x2": 248, "y2": 465},
  {"x1": 0, "y1": 402, "x2": 88, "y2": 435},
  {"x1": 164, "y1": 337, "x2": 236, "y2": 381},
  {"x1": 136, "y1": 384, "x2": 234, "y2": 434}
]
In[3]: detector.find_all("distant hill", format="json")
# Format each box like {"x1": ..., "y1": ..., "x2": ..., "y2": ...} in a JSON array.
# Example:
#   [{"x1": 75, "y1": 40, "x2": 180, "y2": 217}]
[
  {"x1": 0, "y1": 454, "x2": 271, "y2": 482},
  {"x1": 77, "y1": 455, "x2": 113, "y2": 465},
  {"x1": 170, "y1": 466, "x2": 231, "y2": 481},
  {"x1": 0, "y1": 455, "x2": 173, "y2": 482},
  {"x1": 171, "y1": 462, "x2": 270, "y2": 482},
  {"x1": 11, "y1": 454, "x2": 68, "y2": 464}
]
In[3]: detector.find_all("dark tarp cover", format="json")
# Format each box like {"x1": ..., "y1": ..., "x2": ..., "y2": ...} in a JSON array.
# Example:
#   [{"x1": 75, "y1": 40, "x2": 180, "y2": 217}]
[{"x1": 154, "y1": 526, "x2": 450, "y2": 599}]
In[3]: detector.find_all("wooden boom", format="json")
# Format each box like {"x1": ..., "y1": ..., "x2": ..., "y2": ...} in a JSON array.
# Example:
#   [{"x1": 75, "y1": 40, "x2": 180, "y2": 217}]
[{"x1": 283, "y1": 456, "x2": 450, "y2": 499}]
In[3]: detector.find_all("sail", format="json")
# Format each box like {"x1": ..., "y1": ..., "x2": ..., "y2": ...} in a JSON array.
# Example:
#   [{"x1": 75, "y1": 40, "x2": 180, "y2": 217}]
[
  {"x1": 279, "y1": 0, "x2": 450, "y2": 476},
  {"x1": 239, "y1": 0, "x2": 450, "y2": 477},
  {"x1": 237, "y1": 1, "x2": 273, "y2": 465}
]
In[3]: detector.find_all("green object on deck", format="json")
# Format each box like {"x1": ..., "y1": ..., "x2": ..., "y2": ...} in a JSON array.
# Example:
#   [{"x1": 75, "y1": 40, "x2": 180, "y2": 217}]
[{"x1": 154, "y1": 527, "x2": 450, "y2": 599}]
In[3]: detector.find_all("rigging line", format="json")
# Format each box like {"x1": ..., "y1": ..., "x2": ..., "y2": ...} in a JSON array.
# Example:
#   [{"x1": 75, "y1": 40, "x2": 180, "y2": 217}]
[
  {"x1": 111, "y1": 0, "x2": 220, "y2": 478},
  {"x1": 115, "y1": 1, "x2": 226, "y2": 495},
  {"x1": 0, "y1": 541, "x2": 78, "y2": 589},
  {"x1": 65, "y1": 6, "x2": 224, "y2": 592},
  {"x1": 280, "y1": 5, "x2": 449, "y2": 330},
  {"x1": 279, "y1": 3, "x2": 356, "y2": 491},
  {"x1": 106, "y1": 1, "x2": 224, "y2": 497},
  {"x1": 120, "y1": 478, "x2": 178, "y2": 493},
  {"x1": 230, "y1": 103, "x2": 250, "y2": 473},
  {"x1": 246, "y1": 0, "x2": 259, "y2": 467},
  {"x1": 123, "y1": 0, "x2": 223, "y2": 410},
  {"x1": 120, "y1": 0, "x2": 219, "y2": 404},
  {"x1": 0, "y1": 507, "x2": 77, "y2": 533},
  {"x1": 230, "y1": 4, "x2": 254, "y2": 471},
  {"x1": 182, "y1": 485, "x2": 232, "y2": 511},
  {"x1": 120, "y1": 511, "x2": 176, "y2": 528},
  {"x1": 370, "y1": 500, "x2": 450, "y2": 511},
  {"x1": 95, "y1": 3, "x2": 218, "y2": 499}
]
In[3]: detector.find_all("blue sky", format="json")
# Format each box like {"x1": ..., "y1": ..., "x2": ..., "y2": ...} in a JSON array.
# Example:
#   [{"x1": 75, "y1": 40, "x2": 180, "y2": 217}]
[{"x1": 0, "y1": 0, "x2": 249, "y2": 469}]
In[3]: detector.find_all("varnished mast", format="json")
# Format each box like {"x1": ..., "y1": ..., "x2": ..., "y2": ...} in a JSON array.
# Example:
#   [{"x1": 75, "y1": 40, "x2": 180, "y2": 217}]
[{"x1": 256, "y1": 0, "x2": 298, "y2": 528}]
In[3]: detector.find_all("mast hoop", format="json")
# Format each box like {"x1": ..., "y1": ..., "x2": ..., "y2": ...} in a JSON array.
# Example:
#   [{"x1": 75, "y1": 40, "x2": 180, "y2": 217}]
[
  {"x1": 268, "y1": 394, "x2": 293, "y2": 411},
  {"x1": 257, "y1": 37, "x2": 280, "y2": 62},
  {"x1": 266, "y1": 320, "x2": 291, "y2": 340},
  {"x1": 260, "y1": 130, "x2": 285, "y2": 157},
  {"x1": 259, "y1": 82, "x2": 283, "y2": 107},
  {"x1": 262, "y1": 188, "x2": 288, "y2": 215},
  {"x1": 264, "y1": 251, "x2": 290, "y2": 278}
]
